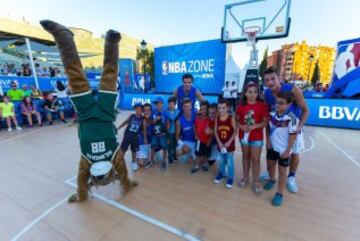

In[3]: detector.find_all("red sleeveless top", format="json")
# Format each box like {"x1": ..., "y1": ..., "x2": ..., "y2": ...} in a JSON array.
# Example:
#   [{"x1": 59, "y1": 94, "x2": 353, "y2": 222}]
[{"x1": 216, "y1": 115, "x2": 235, "y2": 152}]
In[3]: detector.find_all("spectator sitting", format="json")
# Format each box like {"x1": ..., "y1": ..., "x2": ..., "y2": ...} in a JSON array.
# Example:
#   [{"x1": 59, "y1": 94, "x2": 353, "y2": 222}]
[
  {"x1": 54, "y1": 80, "x2": 68, "y2": 98},
  {"x1": 31, "y1": 85, "x2": 43, "y2": 99},
  {"x1": 21, "y1": 96, "x2": 42, "y2": 127},
  {"x1": 22, "y1": 84, "x2": 32, "y2": 97},
  {"x1": 22, "y1": 64, "x2": 32, "y2": 76},
  {"x1": 0, "y1": 95, "x2": 22, "y2": 131},
  {"x1": 7, "y1": 82, "x2": 24, "y2": 101},
  {"x1": 43, "y1": 93, "x2": 66, "y2": 125}
]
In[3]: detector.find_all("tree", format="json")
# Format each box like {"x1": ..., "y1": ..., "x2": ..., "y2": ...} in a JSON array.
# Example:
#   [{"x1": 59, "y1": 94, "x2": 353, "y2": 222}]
[
  {"x1": 259, "y1": 46, "x2": 268, "y2": 81},
  {"x1": 311, "y1": 60, "x2": 320, "y2": 86}
]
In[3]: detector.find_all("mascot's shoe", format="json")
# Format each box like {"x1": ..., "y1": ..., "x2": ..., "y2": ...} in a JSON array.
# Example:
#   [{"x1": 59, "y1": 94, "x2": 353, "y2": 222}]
[
  {"x1": 68, "y1": 193, "x2": 87, "y2": 203},
  {"x1": 39, "y1": 20, "x2": 80, "y2": 68}
]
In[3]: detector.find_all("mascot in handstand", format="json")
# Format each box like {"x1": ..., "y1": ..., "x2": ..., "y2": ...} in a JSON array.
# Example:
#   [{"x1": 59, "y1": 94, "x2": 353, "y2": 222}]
[{"x1": 40, "y1": 20, "x2": 137, "y2": 203}]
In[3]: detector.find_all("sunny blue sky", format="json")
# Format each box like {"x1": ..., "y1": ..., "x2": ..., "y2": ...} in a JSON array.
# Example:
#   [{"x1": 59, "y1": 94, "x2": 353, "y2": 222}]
[{"x1": 1, "y1": 0, "x2": 359, "y2": 68}]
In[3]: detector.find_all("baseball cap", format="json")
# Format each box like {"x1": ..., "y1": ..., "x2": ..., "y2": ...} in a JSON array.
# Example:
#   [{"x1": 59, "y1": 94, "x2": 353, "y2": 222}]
[
  {"x1": 133, "y1": 102, "x2": 143, "y2": 108},
  {"x1": 153, "y1": 96, "x2": 164, "y2": 103}
]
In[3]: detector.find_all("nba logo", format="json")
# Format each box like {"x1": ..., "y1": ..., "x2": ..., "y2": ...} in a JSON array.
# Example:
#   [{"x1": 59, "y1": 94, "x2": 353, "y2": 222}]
[{"x1": 162, "y1": 61, "x2": 168, "y2": 75}]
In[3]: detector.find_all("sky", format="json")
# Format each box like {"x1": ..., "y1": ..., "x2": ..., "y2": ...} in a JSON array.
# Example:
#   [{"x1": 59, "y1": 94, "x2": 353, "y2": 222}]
[{"x1": 0, "y1": 0, "x2": 359, "y2": 68}]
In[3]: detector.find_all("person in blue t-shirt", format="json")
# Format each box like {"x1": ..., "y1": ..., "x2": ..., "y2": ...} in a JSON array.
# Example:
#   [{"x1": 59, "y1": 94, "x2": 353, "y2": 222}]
[
  {"x1": 173, "y1": 73, "x2": 205, "y2": 111},
  {"x1": 164, "y1": 96, "x2": 180, "y2": 165},
  {"x1": 176, "y1": 98, "x2": 197, "y2": 164},
  {"x1": 151, "y1": 97, "x2": 168, "y2": 172},
  {"x1": 261, "y1": 66, "x2": 309, "y2": 194}
]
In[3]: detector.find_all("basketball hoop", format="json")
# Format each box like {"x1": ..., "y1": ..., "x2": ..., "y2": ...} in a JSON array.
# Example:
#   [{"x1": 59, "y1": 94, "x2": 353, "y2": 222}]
[{"x1": 243, "y1": 26, "x2": 261, "y2": 46}]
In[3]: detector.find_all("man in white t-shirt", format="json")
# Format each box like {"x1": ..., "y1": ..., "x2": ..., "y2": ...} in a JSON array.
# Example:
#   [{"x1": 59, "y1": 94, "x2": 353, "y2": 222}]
[{"x1": 263, "y1": 91, "x2": 299, "y2": 207}]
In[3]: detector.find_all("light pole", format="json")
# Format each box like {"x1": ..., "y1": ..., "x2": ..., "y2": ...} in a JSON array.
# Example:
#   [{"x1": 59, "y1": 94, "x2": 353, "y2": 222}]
[
  {"x1": 291, "y1": 51, "x2": 295, "y2": 85},
  {"x1": 307, "y1": 54, "x2": 314, "y2": 83},
  {"x1": 140, "y1": 39, "x2": 147, "y2": 92}
]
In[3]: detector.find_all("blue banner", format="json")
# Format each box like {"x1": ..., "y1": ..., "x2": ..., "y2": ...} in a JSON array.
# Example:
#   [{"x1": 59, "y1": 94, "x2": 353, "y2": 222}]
[
  {"x1": 0, "y1": 75, "x2": 100, "y2": 92},
  {"x1": 155, "y1": 39, "x2": 226, "y2": 94},
  {"x1": 120, "y1": 93, "x2": 219, "y2": 110},
  {"x1": 119, "y1": 58, "x2": 136, "y2": 93},
  {"x1": 306, "y1": 99, "x2": 360, "y2": 129}
]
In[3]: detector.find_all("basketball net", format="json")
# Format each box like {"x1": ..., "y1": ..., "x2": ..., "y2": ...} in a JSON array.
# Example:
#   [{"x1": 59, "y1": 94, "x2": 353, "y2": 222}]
[
  {"x1": 244, "y1": 26, "x2": 261, "y2": 47},
  {"x1": 243, "y1": 26, "x2": 261, "y2": 67}
]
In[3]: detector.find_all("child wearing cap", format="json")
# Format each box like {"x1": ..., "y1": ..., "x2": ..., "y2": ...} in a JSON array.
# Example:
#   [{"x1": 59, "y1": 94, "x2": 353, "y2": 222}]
[
  {"x1": 117, "y1": 102, "x2": 143, "y2": 171},
  {"x1": 165, "y1": 96, "x2": 179, "y2": 165},
  {"x1": 151, "y1": 96, "x2": 168, "y2": 172}
]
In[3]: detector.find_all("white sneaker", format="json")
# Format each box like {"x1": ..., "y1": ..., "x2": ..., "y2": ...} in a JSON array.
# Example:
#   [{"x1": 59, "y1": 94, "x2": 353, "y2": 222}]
[
  {"x1": 287, "y1": 176, "x2": 298, "y2": 193},
  {"x1": 259, "y1": 170, "x2": 270, "y2": 181},
  {"x1": 131, "y1": 161, "x2": 139, "y2": 172},
  {"x1": 8, "y1": 128, "x2": 12, "y2": 132},
  {"x1": 16, "y1": 126, "x2": 22, "y2": 131}
]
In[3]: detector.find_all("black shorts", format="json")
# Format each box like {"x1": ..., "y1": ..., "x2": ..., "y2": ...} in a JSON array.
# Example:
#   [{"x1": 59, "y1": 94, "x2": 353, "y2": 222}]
[
  {"x1": 266, "y1": 148, "x2": 290, "y2": 167},
  {"x1": 195, "y1": 142, "x2": 211, "y2": 157},
  {"x1": 120, "y1": 133, "x2": 139, "y2": 152}
]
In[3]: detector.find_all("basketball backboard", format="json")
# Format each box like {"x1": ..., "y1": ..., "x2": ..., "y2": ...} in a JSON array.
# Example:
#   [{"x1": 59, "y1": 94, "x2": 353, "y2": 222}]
[{"x1": 221, "y1": 0, "x2": 292, "y2": 43}]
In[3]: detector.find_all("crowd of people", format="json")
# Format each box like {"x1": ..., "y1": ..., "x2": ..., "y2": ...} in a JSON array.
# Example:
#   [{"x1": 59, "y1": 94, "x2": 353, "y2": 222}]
[
  {"x1": 0, "y1": 80, "x2": 69, "y2": 131},
  {"x1": 1, "y1": 66, "x2": 309, "y2": 207},
  {"x1": 118, "y1": 69, "x2": 309, "y2": 207},
  {"x1": 0, "y1": 62, "x2": 63, "y2": 77}
]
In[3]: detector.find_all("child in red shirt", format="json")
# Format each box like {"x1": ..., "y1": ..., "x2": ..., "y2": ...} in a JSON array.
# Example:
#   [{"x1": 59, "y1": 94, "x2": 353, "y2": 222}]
[
  {"x1": 192, "y1": 101, "x2": 213, "y2": 173},
  {"x1": 214, "y1": 99, "x2": 237, "y2": 189},
  {"x1": 236, "y1": 82, "x2": 269, "y2": 195}
]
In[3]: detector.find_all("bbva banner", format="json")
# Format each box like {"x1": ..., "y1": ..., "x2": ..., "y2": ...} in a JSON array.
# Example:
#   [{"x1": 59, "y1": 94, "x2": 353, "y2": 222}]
[
  {"x1": 306, "y1": 99, "x2": 360, "y2": 129},
  {"x1": 155, "y1": 39, "x2": 226, "y2": 94}
]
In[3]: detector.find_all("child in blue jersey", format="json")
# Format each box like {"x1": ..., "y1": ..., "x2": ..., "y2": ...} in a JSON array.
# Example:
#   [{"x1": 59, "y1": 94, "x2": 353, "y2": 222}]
[
  {"x1": 176, "y1": 98, "x2": 196, "y2": 164},
  {"x1": 165, "y1": 96, "x2": 179, "y2": 165},
  {"x1": 151, "y1": 97, "x2": 168, "y2": 172},
  {"x1": 118, "y1": 103, "x2": 143, "y2": 171},
  {"x1": 136, "y1": 103, "x2": 153, "y2": 168}
]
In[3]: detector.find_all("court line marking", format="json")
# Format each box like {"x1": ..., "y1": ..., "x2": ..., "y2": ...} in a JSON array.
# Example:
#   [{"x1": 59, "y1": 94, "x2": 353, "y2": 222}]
[
  {"x1": 10, "y1": 196, "x2": 69, "y2": 241},
  {"x1": 319, "y1": 131, "x2": 360, "y2": 168},
  {"x1": 65, "y1": 178, "x2": 201, "y2": 241},
  {"x1": 0, "y1": 127, "x2": 49, "y2": 144}
]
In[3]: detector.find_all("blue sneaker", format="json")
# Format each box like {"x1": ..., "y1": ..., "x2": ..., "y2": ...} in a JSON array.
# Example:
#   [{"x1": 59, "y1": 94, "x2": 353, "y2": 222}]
[
  {"x1": 225, "y1": 178, "x2": 234, "y2": 189},
  {"x1": 272, "y1": 193, "x2": 283, "y2": 207},
  {"x1": 263, "y1": 180, "x2": 276, "y2": 191},
  {"x1": 214, "y1": 172, "x2": 224, "y2": 184}
]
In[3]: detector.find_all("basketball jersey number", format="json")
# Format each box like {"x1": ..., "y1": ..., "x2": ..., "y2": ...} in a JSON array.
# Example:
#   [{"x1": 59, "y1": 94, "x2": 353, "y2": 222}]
[
  {"x1": 130, "y1": 123, "x2": 139, "y2": 132},
  {"x1": 91, "y1": 142, "x2": 106, "y2": 153},
  {"x1": 220, "y1": 131, "x2": 227, "y2": 139}
]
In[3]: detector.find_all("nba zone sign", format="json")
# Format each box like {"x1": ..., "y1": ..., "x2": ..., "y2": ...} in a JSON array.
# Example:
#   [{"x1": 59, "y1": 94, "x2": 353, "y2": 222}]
[
  {"x1": 162, "y1": 59, "x2": 215, "y2": 76},
  {"x1": 155, "y1": 39, "x2": 226, "y2": 94}
]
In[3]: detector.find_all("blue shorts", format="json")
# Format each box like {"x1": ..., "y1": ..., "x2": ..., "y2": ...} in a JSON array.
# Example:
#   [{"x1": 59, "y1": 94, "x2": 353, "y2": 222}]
[
  {"x1": 45, "y1": 109, "x2": 64, "y2": 115},
  {"x1": 240, "y1": 140, "x2": 264, "y2": 147},
  {"x1": 151, "y1": 135, "x2": 167, "y2": 149}
]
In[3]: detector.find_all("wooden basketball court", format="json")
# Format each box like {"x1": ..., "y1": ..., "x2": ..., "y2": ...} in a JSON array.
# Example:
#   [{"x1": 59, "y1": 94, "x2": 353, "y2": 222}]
[{"x1": 1, "y1": 111, "x2": 359, "y2": 241}]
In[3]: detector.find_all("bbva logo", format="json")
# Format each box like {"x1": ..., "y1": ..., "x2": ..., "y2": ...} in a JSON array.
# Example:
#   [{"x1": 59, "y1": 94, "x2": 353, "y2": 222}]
[{"x1": 319, "y1": 106, "x2": 360, "y2": 121}]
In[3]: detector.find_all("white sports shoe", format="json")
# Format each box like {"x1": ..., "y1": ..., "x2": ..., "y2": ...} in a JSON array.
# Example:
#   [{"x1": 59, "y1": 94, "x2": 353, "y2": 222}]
[
  {"x1": 259, "y1": 170, "x2": 270, "y2": 181},
  {"x1": 131, "y1": 161, "x2": 139, "y2": 172},
  {"x1": 287, "y1": 176, "x2": 298, "y2": 193},
  {"x1": 8, "y1": 128, "x2": 12, "y2": 132},
  {"x1": 16, "y1": 126, "x2": 22, "y2": 130}
]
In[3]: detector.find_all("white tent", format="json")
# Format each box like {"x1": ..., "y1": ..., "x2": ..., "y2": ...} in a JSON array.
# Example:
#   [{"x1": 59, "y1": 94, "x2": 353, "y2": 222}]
[{"x1": 224, "y1": 50, "x2": 244, "y2": 93}]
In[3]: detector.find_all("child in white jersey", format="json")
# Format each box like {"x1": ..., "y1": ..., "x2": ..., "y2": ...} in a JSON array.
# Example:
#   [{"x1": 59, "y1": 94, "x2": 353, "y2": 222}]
[{"x1": 264, "y1": 92, "x2": 298, "y2": 207}]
